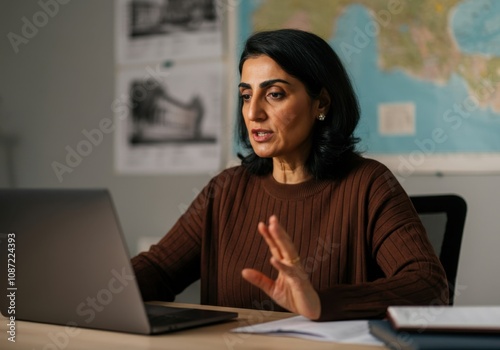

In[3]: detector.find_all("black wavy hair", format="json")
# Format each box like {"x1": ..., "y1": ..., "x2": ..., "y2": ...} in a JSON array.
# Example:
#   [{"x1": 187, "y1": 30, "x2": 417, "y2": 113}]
[{"x1": 236, "y1": 29, "x2": 360, "y2": 180}]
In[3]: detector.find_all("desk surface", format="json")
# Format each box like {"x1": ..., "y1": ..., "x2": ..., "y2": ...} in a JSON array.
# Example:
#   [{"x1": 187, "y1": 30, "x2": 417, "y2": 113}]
[{"x1": 1, "y1": 302, "x2": 386, "y2": 349}]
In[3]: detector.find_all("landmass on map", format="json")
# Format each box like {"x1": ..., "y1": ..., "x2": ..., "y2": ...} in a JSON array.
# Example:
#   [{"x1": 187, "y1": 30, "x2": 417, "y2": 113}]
[{"x1": 251, "y1": 0, "x2": 500, "y2": 113}]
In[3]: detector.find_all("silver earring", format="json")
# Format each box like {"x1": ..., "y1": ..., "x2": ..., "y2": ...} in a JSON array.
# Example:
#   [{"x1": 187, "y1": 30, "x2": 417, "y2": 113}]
[{"x1": 317, "y1": 113, "x2": 326, "y2": 121}]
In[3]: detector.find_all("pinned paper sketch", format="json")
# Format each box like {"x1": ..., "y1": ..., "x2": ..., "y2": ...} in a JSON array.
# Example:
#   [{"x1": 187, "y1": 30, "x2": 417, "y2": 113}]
[
  {"x1": 114, "y1": 62, "x2": 223, "y2": 174},
  {"x1": 130, "y1": 0, "x2": 213, "y2": 33},
  {"x1": 129, "y1": 80, "x2": 210, "y2": 144},
  {"x1": 115, "y1": 0, "x2": 223, "y2": 63}
]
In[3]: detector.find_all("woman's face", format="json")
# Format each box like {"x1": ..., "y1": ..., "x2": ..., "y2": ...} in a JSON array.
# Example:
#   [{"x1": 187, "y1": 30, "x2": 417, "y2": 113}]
[{"x1": 239, "y1": 55, "x2": 321, "y2": 166}]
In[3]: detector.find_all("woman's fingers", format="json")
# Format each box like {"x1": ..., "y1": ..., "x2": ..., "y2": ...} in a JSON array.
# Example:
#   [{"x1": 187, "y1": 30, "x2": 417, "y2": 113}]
[
  {"x1": 267, "y1": 216, "x2": 299, "y2": 265},
  {"x1": 257, "y1": 215, "x2": 302, "y2": 272},
  {"x1": 270, "y1": 256, "x2": 308, "y2": 282},
  {"x1": 258, "y1": 221, "x2": 283, "y2": 261},
  {"x1": 241, "y1": 268, "x2": 274, "y2": 296}
]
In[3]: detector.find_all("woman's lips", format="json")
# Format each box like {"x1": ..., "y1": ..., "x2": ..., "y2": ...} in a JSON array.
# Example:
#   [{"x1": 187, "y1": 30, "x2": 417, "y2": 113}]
[{"x1": 252, "y1": 129, "x2": 273, "y2": 142}]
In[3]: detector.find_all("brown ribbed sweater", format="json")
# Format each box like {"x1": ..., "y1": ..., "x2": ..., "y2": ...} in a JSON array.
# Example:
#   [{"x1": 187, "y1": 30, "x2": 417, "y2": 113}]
[{"x1": 132, "y1": 156, "x2": 448, "y2": 321}]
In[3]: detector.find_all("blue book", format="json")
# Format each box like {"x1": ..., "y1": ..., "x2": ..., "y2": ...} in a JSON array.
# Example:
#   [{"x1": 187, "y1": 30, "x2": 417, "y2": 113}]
[{"x1": 368, "y1": 320, "x2": 500, "y2": 350}]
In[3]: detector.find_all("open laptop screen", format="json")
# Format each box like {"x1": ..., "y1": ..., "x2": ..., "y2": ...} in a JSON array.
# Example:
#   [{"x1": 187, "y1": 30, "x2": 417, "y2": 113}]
[{"x1": 0, "y1": 189, "x2": 237, "y2": 334}]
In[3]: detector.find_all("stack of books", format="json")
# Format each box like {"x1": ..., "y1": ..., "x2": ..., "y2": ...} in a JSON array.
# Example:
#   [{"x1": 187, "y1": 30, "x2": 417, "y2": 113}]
[{"x1": 369, "y1": 306, "x2": 500, "y2": 350}]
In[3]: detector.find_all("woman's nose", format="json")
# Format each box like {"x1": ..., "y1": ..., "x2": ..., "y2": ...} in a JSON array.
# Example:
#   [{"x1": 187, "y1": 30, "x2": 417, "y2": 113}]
[{"x1": 246, "y1": 97, "x2": 267, "y2": 121}]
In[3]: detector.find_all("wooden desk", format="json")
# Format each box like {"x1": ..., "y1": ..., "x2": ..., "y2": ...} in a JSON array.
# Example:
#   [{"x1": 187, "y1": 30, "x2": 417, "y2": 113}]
[{"x1": 1, "y1": 303, "x2": 386, "y2": 349}]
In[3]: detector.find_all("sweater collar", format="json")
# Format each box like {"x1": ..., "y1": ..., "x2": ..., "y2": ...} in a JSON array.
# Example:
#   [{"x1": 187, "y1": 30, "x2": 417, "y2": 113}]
[{"x1": 260, "y1": 173, "x2": 330, "y2": 200}]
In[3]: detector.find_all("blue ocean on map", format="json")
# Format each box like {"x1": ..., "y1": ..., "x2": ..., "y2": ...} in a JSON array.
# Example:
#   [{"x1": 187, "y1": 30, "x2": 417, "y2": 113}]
[
  {"x1": 451, "y1": 0, "x2": 500, "y2": 56},
  {"x1": 239, "y1": 1, "x2": 500, "y2": 154}
]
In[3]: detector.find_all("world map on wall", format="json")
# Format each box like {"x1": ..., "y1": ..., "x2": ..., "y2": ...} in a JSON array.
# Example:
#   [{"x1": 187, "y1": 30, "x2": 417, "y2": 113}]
[{"x1": 238, "y1": 0, "x2": 500, "y2": 172}]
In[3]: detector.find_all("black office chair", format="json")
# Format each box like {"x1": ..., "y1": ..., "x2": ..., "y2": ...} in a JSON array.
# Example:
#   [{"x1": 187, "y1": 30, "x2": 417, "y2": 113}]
[{"x1": 409, "y1": 194, "x2": 467, "y2": 305}]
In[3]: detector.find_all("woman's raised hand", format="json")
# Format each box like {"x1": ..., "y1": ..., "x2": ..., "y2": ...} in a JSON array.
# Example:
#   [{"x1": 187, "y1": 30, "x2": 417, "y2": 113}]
[{"x1": 241, "y1": 215, "x2": 321, "y2": 320}]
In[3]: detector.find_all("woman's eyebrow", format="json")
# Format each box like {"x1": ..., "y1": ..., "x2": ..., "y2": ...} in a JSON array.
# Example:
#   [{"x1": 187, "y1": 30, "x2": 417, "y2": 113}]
[
  {"x1": 238, "y1": 82, "x2": 251, "y2": 89},
  {"x1": 259, "y1": 79, "x2": 290, "y2": 88},
  {"x1": 238, "y1": 79, "x2": 291, "y2": 89}
]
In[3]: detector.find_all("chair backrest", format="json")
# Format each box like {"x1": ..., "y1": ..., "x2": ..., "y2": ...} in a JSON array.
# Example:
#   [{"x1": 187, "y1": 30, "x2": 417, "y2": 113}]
[{"x1": 409, "y1": 194, "x2": 467, "y2": 305}]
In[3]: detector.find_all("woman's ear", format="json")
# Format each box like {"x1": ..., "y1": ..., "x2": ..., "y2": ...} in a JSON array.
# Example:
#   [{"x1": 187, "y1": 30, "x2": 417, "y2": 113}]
[{"x1": 317, "y1": 88, "x2": 331, "y2": 116}]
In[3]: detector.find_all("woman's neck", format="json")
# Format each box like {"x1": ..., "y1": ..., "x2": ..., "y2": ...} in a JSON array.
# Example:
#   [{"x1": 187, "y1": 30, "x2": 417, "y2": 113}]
[{"x1": 272, "y1": 158, "x2": 312, "y2": 184}]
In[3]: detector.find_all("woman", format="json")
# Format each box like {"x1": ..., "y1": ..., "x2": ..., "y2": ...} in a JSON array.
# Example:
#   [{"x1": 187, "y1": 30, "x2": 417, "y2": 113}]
[{"x1": 132, "y1": 29, "x2": 448, "y2": 321}]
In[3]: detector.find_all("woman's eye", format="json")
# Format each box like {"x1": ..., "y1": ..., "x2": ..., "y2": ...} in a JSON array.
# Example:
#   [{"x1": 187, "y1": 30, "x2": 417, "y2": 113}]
[
  {"x1": 240, "y1": 93, "x2": 251, "y2": 101},
  {"x1": 268, "y1": 92, "x2": 284, "y2": 99}
]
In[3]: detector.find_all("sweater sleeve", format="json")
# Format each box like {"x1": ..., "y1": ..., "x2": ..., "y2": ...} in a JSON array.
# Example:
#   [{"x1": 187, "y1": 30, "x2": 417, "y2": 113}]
[
  {"x1": 131, "y1": 180, "x2": 214, "y2": 302},
  {"x1": 316, "y1": 163, "x2": 449, "y2": 321}
]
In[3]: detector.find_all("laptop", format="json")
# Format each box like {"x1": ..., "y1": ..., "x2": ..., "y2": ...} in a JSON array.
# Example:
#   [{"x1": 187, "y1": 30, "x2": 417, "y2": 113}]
[{"x1": 0, "y1": 189, "x2": 237, "y2": 334}]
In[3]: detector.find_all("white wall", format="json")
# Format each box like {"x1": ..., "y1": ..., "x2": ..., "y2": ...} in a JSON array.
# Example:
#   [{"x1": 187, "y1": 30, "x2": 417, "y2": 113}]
[
  {"x1": 1, "y1": 0, "x2": 499, "y2": 306},
  {"x1": 0, "y1": 0, "x2": 221, "y2": 302},
  {"x1": 401, "y1": 175, "x2": 500, "y2": 306}
]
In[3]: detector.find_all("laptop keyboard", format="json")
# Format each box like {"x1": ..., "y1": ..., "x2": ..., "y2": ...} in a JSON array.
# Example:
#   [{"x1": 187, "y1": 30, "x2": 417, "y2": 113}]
[
  {"x1": 145, "y1": 304, "x2": 193, "y2": 324},
  {"x1": 144, "y1": 303, "x2": 238, "y2": 333}
]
